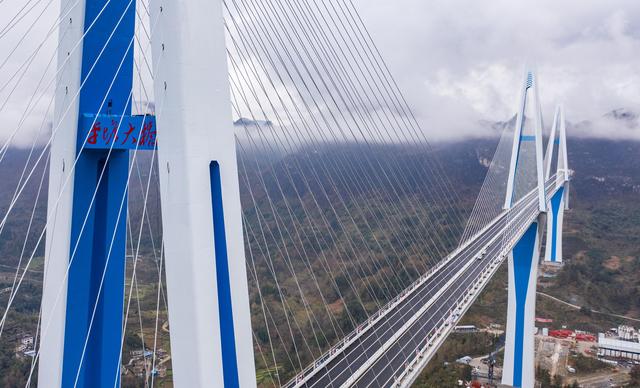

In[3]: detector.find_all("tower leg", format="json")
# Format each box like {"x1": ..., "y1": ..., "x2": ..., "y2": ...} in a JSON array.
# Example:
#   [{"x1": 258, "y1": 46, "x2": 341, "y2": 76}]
[
  {"x1": 40, "y1": 0, "x2": 135, "y2": 386},
  {"x1": 544, "y1": 186, "x2": 565, "y2": 264},
  {"x1": 502, "y1": 219, "x2": 542, "y2": 388},
  {"x1": 39, "y1": 2, "x2": 85, "y2": 386},
  {"x1": 61, "y1": 152, "x2": 129, "y2": 387},
  {"x1": 150, "y1": 0, "x2": 256, "y2": 386}
]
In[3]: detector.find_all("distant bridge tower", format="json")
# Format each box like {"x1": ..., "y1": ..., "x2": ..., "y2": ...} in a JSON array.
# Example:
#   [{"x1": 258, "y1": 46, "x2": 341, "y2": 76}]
[
  {"x1": 543, "y1": 105, "x2": 570, "y2": 264},
  {"x1": 39, "y1": 0, "x2": 256, "y2": 386},
  {"x1": 501, "y1": 69, "x2": 546, "y2": 388}
]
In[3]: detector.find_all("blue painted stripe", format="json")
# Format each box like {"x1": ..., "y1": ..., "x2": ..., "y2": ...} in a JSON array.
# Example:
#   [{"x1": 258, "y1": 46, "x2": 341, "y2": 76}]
[
  {"x1": 210, "y1": 161, "x2": 240, "y2": 388},
  {"x1": 520, "y1": 135, "x2": 536, "y2": 142},
  {"x1": 512, "y1": 222, "x2": 537, "y2": 386},
  {"x1": 549, "y1": 187, "x2": 565, "y2": 262},
  {"x1": 64, "y1": 153, "x2": 128, "y2": 388}
]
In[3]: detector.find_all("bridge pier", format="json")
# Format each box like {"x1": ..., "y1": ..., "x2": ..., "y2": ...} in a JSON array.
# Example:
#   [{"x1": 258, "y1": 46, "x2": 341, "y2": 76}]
[
  {"x1": 502, "y1": 218, "x2": 542, "y2": 388},
  {"x1": 41, "y1": 0, "x2": 257, "y2": 385}
]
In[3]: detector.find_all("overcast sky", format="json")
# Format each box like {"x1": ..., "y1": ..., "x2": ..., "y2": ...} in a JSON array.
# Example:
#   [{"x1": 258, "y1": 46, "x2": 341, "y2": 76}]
[
  {"x1": 1, "y1": 0, "x2": 639, "y2": 148},
  {"x1": 355, "y1": 0, "x2": 640, "y2": 140}
]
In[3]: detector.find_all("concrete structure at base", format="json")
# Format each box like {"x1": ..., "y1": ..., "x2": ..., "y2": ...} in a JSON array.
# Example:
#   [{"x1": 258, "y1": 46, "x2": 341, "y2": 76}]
[{"x1": 598, "y1": 334, "x2": 640, "y2": 361}]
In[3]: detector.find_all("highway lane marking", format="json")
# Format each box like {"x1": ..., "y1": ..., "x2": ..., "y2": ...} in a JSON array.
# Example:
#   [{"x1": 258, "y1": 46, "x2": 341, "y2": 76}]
[
  {"x1": 316, "y1": 213, "x2": 513, "y2": 387},
  {"x1": 319, "y1": 186, "x2": 551, "y2": 387},
  {"x1": 387, "y1": 203, "x2": 544, "y2": 387}
]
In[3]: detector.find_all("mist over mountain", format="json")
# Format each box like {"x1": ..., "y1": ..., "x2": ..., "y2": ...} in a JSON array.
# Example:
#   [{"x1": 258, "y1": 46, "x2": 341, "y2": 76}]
[
  {"x1": 568, "y1": 108, "x2": 639, "y2": 139},
  {"x1": 478, "y1": 108, "x2": 640, "y2": 141},
  {"x1": 1, "y1": 127, "x2": 638, "y2": 260}
]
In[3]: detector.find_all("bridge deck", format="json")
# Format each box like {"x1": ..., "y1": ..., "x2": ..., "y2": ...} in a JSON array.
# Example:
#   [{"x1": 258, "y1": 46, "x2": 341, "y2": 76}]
[{"x1": 289, "y1": 176, "x2": 562, "y2": 387}]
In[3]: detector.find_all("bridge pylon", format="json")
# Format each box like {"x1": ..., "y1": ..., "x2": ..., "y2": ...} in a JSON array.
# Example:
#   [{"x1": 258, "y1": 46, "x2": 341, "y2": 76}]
[
  {"x1": 40, "y1": 0, "x2": 140, "y2": 386},
  {"x1": 39, "y1": 0, "x2": 256, "y2": 386},
  {"x1": 501, "y1": 68, "x2": 546, "y2": 388},
  {"x1": 150, "y1": 0, "x2": 257, "y2": 386},
  {"x1": 543, "y1": 105, "x2": 570, "y2": 264}
]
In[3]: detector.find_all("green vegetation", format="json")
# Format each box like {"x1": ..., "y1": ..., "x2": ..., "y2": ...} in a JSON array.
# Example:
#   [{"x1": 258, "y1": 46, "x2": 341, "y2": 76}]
[
  {"x1": 630, "y1": 365, "x2": 640, "y2": 386},
  {"x1": 0, "y1": 336, "x2": 34, "y2": 386},
  {"x1": 568, "y1": 353, "x2": 610, "y2": 375},
  {"x1": 536, "y1": 366, "x2": 563, "y2": 388},
  {"x1": 413, "y1": 363, "x2": 471, "y2": 388},
  {"x1": 256, "y1": 366, "x2": 281, "y2": 386},
  {"x1": 1, "y1": 138, "x2": 639, "y2": 386},
  {"x1": 412, "y1": 332, "x2": 499, "y2": 387}
]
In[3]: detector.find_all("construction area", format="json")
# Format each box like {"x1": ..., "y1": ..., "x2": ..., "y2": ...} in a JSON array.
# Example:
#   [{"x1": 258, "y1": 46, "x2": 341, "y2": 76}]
[{"x1": 452, "y1": 324, "x2": 640, "y2": 388}]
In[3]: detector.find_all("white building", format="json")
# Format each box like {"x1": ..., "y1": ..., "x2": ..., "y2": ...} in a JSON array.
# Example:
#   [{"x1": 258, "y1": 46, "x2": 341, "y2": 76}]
[
  {"x1": 597, "y1": 334, "x2": 640, "y2": 361},
  {"x1": 14, "y1": 335, "x2": 34, "y2": 354},
  {"x1": 454, "y1": 325, "x2": 477, "y2": 333},
  {"x1": 617, "y1": 325, "x2": 639, "y2": 342}
]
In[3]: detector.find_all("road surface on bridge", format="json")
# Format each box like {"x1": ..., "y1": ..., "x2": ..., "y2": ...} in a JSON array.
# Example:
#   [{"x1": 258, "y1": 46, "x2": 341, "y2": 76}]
[{"x1": 289, "y1": 176, "x2": 562, "y2": 388}]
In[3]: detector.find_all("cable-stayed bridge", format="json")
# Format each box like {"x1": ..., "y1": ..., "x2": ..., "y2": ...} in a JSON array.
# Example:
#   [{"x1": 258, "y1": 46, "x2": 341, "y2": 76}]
[
  {"x1": 287, "y1": 173, "x2": 568, "y2": 388},
  {"x1": 282, "y1": 77, "x2": 572, "y2": 388},
  {"x1": 0, "y1": 0, "x2": 572, "y2": 387}
]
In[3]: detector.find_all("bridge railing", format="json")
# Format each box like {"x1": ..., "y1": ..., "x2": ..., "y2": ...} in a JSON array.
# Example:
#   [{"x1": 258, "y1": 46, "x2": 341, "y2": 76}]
[
  {"x1": 349, "y1": 176, "x2": 562, "y2": 386},
  {"x1": 393, "y1": 194, "x2": 542, "y2": 385}
]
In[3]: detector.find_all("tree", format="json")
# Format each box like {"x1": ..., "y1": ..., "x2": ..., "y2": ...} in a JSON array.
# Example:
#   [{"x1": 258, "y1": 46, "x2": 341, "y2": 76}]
[
  {"x1": 630, "y1": 365, "x2": 640, "y2": 385},
  {"x1": 579, "y1": 306, "x2": 592, "y2": 316},
  {"x1": 552, "y1": 374, "x2": 563, "y2": 388},
  {"x1": 536, "y1": 366, "x2": 552, "y2": 387}
]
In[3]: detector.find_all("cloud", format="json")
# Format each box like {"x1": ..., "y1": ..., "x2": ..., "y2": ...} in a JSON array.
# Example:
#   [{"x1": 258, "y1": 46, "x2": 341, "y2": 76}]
[
  {"x1": 1, "y1": 0, "x2": 639, "y2": 148},
  {"x1": 354, "y1": 0, "x2": 640, "y2": 139}
]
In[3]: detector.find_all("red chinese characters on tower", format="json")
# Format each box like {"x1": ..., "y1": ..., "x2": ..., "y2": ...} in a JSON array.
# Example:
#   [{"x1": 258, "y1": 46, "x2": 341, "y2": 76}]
[
  {"x1": 138, "y1": 121, "x2": 156, "y2": 147},
  {"x1": 86, "y1": 120, "x2": 118, "y2": 146},
  {"x1": 120, "y1": 124, "x2": 137, "y2": 146},
  {"x1": 101, "y1": 119, "x2": 119, "y2": 145},
  {"x1": 87, "y1": 122, "x2": 101, "y2": 145},
  {"x1": 81, "y1": 115, "x2": 157, "y2": 150}
]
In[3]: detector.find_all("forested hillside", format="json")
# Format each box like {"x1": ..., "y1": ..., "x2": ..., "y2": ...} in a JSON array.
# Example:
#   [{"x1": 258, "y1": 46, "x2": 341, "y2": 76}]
[{"x1": 0, "y1": 134, "x2": 638, "y2": 386}]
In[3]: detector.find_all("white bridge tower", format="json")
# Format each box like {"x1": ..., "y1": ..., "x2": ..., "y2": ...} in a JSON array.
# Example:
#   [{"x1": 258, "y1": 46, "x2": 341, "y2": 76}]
[
  {"x1": 39, "y1": 0, "x2": 256, "y2": 386},
  {"x1": 502, "y1": 69, "x2": 546, "y2": 388}
]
